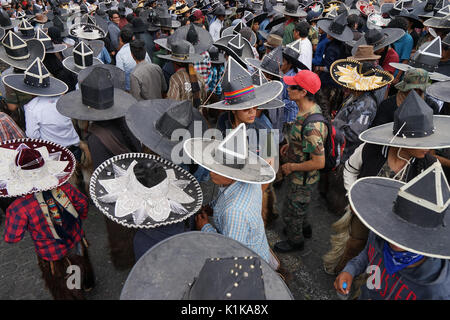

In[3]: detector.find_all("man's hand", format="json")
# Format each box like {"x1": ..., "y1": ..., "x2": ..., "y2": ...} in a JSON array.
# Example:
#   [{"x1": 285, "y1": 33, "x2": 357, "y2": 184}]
[
  {"x1": 280, "y1": 144, "x2": 289, "y2": 157},
  {"x1": 334, "y1": 272, "x2": 353, "y2": 295},
  {"x1": 195, "y1": 211, "x2": 209, "y2": 230},
  {"x1": 281, "y1": 163, "x2": 294, "y2": 176}
]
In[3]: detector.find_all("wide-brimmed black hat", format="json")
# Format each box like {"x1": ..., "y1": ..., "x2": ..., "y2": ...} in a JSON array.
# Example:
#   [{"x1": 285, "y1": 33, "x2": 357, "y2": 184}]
[
  {"x1": 265, "y1": 13, "x2": 285, "y2": 30},
  {"x1": 206, "y1": 56, "x2": 283, "y2": 111},
  {"x1": 77, "y1": 64, "x2": 126, "y2": 90},
  {"x1": 412, "y1": 0, "x2": 438, "y2": 18},
  {"x1": 349, "y1": 161, "x2": 450, "y2": 259},
  {"x1": 62, "y1": 40, "x2": 103, "y2": 74},
  {"x1": 426, "y1": 80, "x2": 450, "y2": 102},
  {"x1": 213, "y1": 33, "x2": 255, "y2": 68},
  {"x1": 14, "y1": 18, "x2": 35, "y2": 39},
  {"x1": 305, "y1": 1, "x2": 324, "y2": 22},
  {"x1": 0, "y1": 8, "x2": 20, "y2": 30},
  {"x1": 90, "y1": 153, "x2": 203, "y2": 229},
  {"x1": 62, "y1": 39, "x2": 104, "y2": 58},
  {"x1": 120, "y1": 232, "x2": 293, "y2": 299},
  {"x1": 282, "y1": 40, "x2": 310, "y2": 70},
  {"x1": 360, "y1": 90, "x2": 450, "y2": 149},
  {"x1": 274, "y1": 0, "x2": 306, "y2": 18},
  {"x1": 0, "y1": 31, "x2": 45, "y2": 70},
  {"x1": 246, "y1": 45, "x2": 283, "y2": 78},
  {"x1": 43, "y1": 15, "x2": 69, "y2": 37},
  {"x1": 56, "y1": 67, "x2": 136, "y2": 121},
  {"x1": 69, "y1": 23, "x2": 107, "y2": 40},
  {"x1": 222, "y1": 21, "x2": 257, "y2": 46},
  {"x1": 153, "y1": 6, "x2": 182, "y2": 29},
  {"x1": 212, "y1": 3, "x2": 232, "y2": 16},
  {"x1": 35, "y1": 28, "x2": 67, "y2": 53},
  {"x1": 166, "y1": 23, "x2": 213, "y2": 54},
  {"x1": 157, "y1": 39, "x2": 203, "y2": 64},
  {"x1": 131, "y1": 17, "x2": 149, "y2": 33},
  {"x1": 350, "y1": 28, "x2": 405, "y2": 56},
  {"x1": 125, "y1": 99, "x2": 207, "y2": 161},
  {"x1": 423, "y1": 14, "x2": 450, "y2": 29},
  {"x1": 208, "y1": 45, "x2": 225, "y2": 64},
  {"x1": 317, "y1": 11, "x2": 353, "y2": 42},
  {"x1": 243, "y1": 10, "x2": 268, "y2": 26},
  {"x1": 397, "y1": 8, "x2": 424, "y2": 28},
  {"x1": 2, "y1": 57, "x2": 68, "y2": 96}
]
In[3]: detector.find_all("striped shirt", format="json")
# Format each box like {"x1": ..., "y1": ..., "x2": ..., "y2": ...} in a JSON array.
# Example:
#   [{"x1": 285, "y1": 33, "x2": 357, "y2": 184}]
[
  {"x1": 166, "y1": 67, "x2": 207, "y2": 104},
  {"x1": 202, "y1": 181, "x2": 273, "y2": 265},
  {"x1": 0, "y1": 112, "x2": 25, "y2": 141}
]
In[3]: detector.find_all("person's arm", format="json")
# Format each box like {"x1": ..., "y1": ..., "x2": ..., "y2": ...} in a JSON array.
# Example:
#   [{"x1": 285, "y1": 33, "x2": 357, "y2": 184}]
[
  {"x1": 343, "y1": 143, "x2": 364, "y2": 191},
  {"x1": 166, "y1": 74, "x2": 180, "y2": 100},
  {"x1": 129, "y1": 73, "x2": 142, "y2": 101},
  {"x1": 61, "y1": 183, "x2": 89, "y2": 220},
  {"x1": 115, "y1": 50, "x2": 125, "y2": 71},
  {"x1": 157, "y1": 66, "x2": 168, "y2": 93},
  {"x1": 24, "y1": 104, "x2": 41, "y2": 139},
  {"x1": 4, "y1": 200, "x2": 28, "y2": 243}
]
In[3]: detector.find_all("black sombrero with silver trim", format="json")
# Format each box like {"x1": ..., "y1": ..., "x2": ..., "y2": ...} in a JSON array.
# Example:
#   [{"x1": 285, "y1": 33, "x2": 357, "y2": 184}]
[
  {"x1": 206, "y1": 56, "x2": 283, "y2": 110},
  {"x1": 274, "y1": 0, "x2": 306, "y2": 18},
  {"x1": 125, "y1": 99, "x2": 208, "y2": 161},
  {"x1": 350, "y1": 28, "x2": 405, "y2": 56},
  {"x1": 222, "y1": 21, "x2": 257, "y2": 46},
  {"x1": 89, "y1": 153, "x2": 203, "y2": 229},
  {"x1": 61, "y1": 39, "x2": 104, "y2": 58},
  {"x1": 183, "y1": 123, "x2": 276, "y2": 184},
  {"x1": 35, "y1": 28, "x2": 67, "y2": 53},
  {"x1": 0, "y1": 31, "x2": 45, "y2": 70},
  {"x1": 15, "y1": 18, "x2": 35, "y2": 39},
  {"x1": 120, "y1": 232, "x2": 293, "y2": 300},
  {"x1": 2, "y1": 57, "x2": 68, "y2": 96},
  {"x1": 56, "y1": 67, "x2": 136, "y2": 121},
  {"x1": 246, "y1": 45, "x2": 283, "y2": 78},
  {"x1": 349, "y1": 162, "x2": 450, "y2": 259},
  {"x1": 359, "y1": 90, "x2": 450, "y2": 149},
  {"x1": 62, "y1": 40, "x2": 103, "y2": 74},
  {"x1": 213, "y1": 33, "x2": 255, "y2": 68}
]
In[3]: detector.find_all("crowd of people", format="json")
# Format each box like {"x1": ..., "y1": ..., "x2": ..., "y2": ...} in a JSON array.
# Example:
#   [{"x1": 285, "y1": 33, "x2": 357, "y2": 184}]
[{"x1": 0, "y1": 0, "x2": 450, "y2": 300}]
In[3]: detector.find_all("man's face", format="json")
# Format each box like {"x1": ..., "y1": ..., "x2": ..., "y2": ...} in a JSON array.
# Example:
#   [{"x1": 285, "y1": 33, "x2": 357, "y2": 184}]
[
  {"x1": 111, "y1": 13, "x2": 120, "y2": 24},
  {"x1": 233, "y1": 107, "x2": 257, "y2": 124}
]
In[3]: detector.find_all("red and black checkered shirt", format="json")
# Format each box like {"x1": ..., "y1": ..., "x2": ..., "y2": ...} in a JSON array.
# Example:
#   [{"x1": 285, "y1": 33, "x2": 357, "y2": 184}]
[{"x1": 4, "y1": 183, "x2": 88, "y2": 261}]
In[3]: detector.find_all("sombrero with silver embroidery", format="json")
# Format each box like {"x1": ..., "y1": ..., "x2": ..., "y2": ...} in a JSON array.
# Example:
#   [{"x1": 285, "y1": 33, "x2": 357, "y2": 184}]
[
  {"x1": 2, "y1": 57, "x2": 68, "y2": 96},
  {"x1": 89, "y1": 153, "x2": 203, "y2": 229},
  {"x1": 35, "y1": 28, "x2": 67, "y2": 54},
  {"x1": 366, "y1": 12, "x2": 391, "y2": 29},
  {"x1": 0, "y1": 30, "x2": 45, "y2": 70},
  {"x1": 330, "y1": 58, "x2": 394, "y2": 91},
  {"x1": 69, "y1": 23, "x2": 107, "y2": 40},
  {"x1": 183, "y1": 123, "x2": 276, "y2": 184},
  {"x1": 62, "y1": 40, "x2": 103, "y2": 74},
  {"x1": 349, "y1": 161, "x2": 450, "y2": 259},
  {"x1": 359, "y1": 90, "x2": 450, "y2": 149},
  {"x1": 0, "y1": 138, "x2": 76, "y2": 198},
  {"x1": 205, "y1": 56, "x2": 283, "y2": 110}
]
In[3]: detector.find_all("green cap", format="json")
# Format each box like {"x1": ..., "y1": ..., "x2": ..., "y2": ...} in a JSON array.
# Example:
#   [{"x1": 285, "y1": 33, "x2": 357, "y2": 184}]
[{"x1": 395, "y1": 68, "x2": 431, "y2": 92}]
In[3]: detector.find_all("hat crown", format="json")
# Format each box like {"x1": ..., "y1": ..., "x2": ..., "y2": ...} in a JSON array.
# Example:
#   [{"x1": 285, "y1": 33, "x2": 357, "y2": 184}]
[
  {"x1": 213, "y1": 123, "x2": 249, "y2": 167},
  {"x1": 186, "y1": 24, "x2": 199, "y2": 45},
  {"x1": 53, "y1": 15, "x2": 65, "y2": 30},
  {"x1": 2, "y1": 31, "x2": 30, "y2": 60},
  {"x1": 265, "y1": 33, "x2": 282, "y2": 47},
  {"x1": 24, "y1": 57, "x2": 51, "y2": 88},
  {"x1": 0, "y1": 8, "x2": 12, "y2": 27},
  {"x1": 284, "y1": 0, "x2": 299, "y2": 13},
  {"x1": 37, "y1": 28, "x2": 53, "y2": 50},
  {"x1": 18, "y1": 18, "x2": 33, "y2": 30},
  {"x1": 228, "y1": 33, "x2": 245, "y2": 56},
  {"x1": 208, "y1": 45, "x2": 220, "y2": 61},
  {"x1": 364, "y1": 28, "x2": 385, "y2": 45},
  {"x1": 394, "y1": 162, "x2": 450, "y2": 228},
  {"x1": 14, "y1": 144, "x2": 45, "y2": 170},
  {"x1": 410, "y1": 37, "x2": 442, "y2": 72},
  {"x1": 393, "y1": 90, "x2": 434, "y2": 138},
  {"x1": 233, "y1": 21, "x2": 244, "y2": 33},
  {"x1": 73, "y1": 41, "x2": 94, "y2": 68},
  {"x1": 260, "y1": 45, "x2": 282, "y2": 76},
  {"x1": 222, "y1": 56, "x2": 256, "y2": 105},
  {"x1": 170, "y1": 40, "x2": 194, "y2": 58},
  {"x1": 155, "y1": 100, "x2": 194, "y2": 139},
  {"x1": 329, "y1": 11, "x2": 348, "y2": 35},
  {"x1": 251, "y1": 69, "x2": 268, "y2": 86},
  {"x1": 80, "y1": 68, "x2": 114, "y2": 109}
]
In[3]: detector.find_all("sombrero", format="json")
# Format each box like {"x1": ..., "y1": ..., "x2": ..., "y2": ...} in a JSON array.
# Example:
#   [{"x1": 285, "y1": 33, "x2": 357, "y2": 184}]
[
  {"x1": 350, "y1": 28, "x2": 405, "y2": 56},
  {"x1": 69, "y1": 23, "x2": 107, "y2": 40},
  {"x1": 366, "y1": 12, "x2": 392, "y2": 29},
  {"x1": 183, "y1": 123, "x2": 276, "y2": 184},
  {"x1": 61, "y1": 39, "x2": 104, "y2": 58},
  {"x1": 274, "y1": 0, "x2": 306, "y2": 18},
  {"x1": 330, "y1": 58, "x2": 394, "y2": 91},
  {"x1": 56, "y1": 67, "x2": 136, "y2": 121},
  {"x1": 77, "y1": 64, "x2": 126, "y2": 90},
  {"x1": 222, "y1": 21, "x2": 257, "y2": 46},
  {"x1": 14, "y1": 18, "x2": 35, "y2": 39},
  {"x1": 0, "y1": 31, "x2": 45, "y2": 70},
  {"x1": 62, "y1": 40, "x2": 103, "y2": 74},
  {"x1": 0, "y1": 138, "x2": 75, "y2": 198},
  {"x1": 120, "y1": 232, "x2": 293, "y2": 299},
  {"x1": 35, "y1": 28, "x2": 67, "y2": 54},
  {"x1": 89, "y1": 153, "x2": 203, "y2": 229},
  {"x1": 423, "y1": 14, "x2": 450, "y2": 29},
  {"x1": 157, "y1": 40, "x2": 203, "y2": 64},
  {"x1": 165, "y1": 23, "x2": 213, "y2": 54},
  {"x1": 246, "y1": 45, "x2": 283, "y2": 78}
]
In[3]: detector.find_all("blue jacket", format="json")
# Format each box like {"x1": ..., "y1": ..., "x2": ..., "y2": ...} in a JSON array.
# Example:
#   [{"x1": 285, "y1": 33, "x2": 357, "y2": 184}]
[{"x1": 312, "y1": 33, "x2": 329, "y2": 67}]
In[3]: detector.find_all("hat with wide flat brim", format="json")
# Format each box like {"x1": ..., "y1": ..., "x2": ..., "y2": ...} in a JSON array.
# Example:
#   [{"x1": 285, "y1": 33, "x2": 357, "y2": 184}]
[
  {"x1": 348, "y1": 164, "x2": 450, "y2": 259},
  {"x1": 0, "y1": 138, "x2": 75, "y2": 198},
  {"x1": 317, "y1": 11, "x2": 354, "y2": 42},
  {"x1": 350, "y1": 28, "x2": 405, "y2": 56},
  {"x1": 426, "y1": 80, "x2": 450, "y2": 102},
  {"x1": 120, "y1": 231, "x2": 293, "y2": 300},
  {"x1": 77, "y1": 64, "x2": 126, "y2": 90},
  {"x1": 89, "y1": 153, "x2": 203, "y2": 229},
  {"x1": 0, "y1": 38, "x2": 45, "y2": 70},
  {"x1": 61, "y1": 39, "x2": 104, "y2": 58},
  {"x1": 222, "y1": 22, "x2": 257, "y2": 46},
  {"x1": 423, "y1": 14, "x2": 450, "y2": 29},
  {"x1": 213, "y1": 34, "x2": 255, "y2": 68},
  {"x1": 157, "y1": 40, "x2": 203, "y2": 64},
  {"x1": 389, "y1": 63, "x2": 450, "y2": 82},
  {"x1": 166, "y1": 24, "x2": 213, "y2": 54},
  {"x1": 69, "y1": 23, "x2": 107, "y2": 39},
  {"x1": 2, "y1": 72, "x2": 68, "y2": 97},
  {"x1": 125, "y1": 99, "x2": 207, "y2": 161},
  {"x1": 62, "y1": 56, "x2": 103, "y2": 74},
  {"x1": 273, "y1": 0, "x2": 307, "y2": 18}
]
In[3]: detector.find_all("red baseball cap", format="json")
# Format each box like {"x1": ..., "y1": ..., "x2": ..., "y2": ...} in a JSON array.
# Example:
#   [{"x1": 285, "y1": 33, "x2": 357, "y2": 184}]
[
  {"x1": 193, "y1": 9, "x2": 204, "y2": 20},
  {"x1": 283, "y1": 70, "x2": 321, "y2": 94}
]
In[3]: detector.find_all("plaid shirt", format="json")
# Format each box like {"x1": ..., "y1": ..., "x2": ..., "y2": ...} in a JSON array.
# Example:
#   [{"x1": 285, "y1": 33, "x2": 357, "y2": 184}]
[
  {"x1": 0, "y1": 112, "x2": 25, "y2": 140},
  {"x1": 193, "y1": 51, "x2": 212, "y2": 84},
  {"x1": 4, "y1": 183, "x2": 88, "y2": 261},
  {"x1": 207, "y1": 65, "x2": 225, "y2": 96},
  {"x1": 202, "y1": 181, "x2": 272, "y2": 264}
]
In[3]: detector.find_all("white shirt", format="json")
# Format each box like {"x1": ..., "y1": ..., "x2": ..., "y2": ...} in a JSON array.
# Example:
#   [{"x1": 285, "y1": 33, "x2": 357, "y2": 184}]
[
  {"x1": 209, "y1": 18, "x2": 223, "y2": 42},
  {"x1": 298, "y1": 37, "x2": 313, "y2": 71},
  {"x1": 24, "y1": 96, "x2": 80, "y2": 147},
  {"x1": 116, "y1": 43, "x2": 151, "y2": 91}
]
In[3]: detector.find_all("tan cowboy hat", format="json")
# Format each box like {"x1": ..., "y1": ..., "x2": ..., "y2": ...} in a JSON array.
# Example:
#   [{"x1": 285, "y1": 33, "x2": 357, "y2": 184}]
[
  {"x1": 349, "y1": 45, "x2": 381, "y2": 61},
  {"x1": 264, "y1": 34, "x2": 282, "y2": 48}
]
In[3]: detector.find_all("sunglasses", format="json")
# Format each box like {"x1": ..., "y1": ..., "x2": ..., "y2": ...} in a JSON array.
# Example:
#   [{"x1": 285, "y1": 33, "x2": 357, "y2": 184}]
[{"x1": 289, "y1": 85, "x2": 304, "y2": 91}]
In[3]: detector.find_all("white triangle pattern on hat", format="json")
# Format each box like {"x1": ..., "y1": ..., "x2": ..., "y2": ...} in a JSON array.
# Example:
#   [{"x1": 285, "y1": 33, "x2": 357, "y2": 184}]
[
  {"x1": 325, "y1": 6, "x2": 338, "y2": 19},
  {"x1": 3, "y1": 30, "x2": 27, "y2": 49},
  {"x1": 398, "y1": 162, "x2": 450, "y2": 213},
  {"x1": 419, "y1": 36, "x2": 442, "y2": 58},
  {"x1": 437, "y1": 5, "x2": 450, "y2": 15},
  {"x1": 18, "y1": 18, "x2": 33, "y2": 30},
  {"x1": 36, "y1": 28, "x2": 50, "y2": 41},
  {"x1": 229, "y1": 33, "x2": 245, "y2": 52},
  {"x1": 74, "y1": 40, "x2": 93, "y2": 56},
  {"x1": 217, "y1": 122, "x2": 248, "y2": 161},
  {"x1": 25, "y1": 57, "x2": 50, "y2": 85},
  {"x1": 288, "y1": 39, "x2": 302, "y2": 54}
]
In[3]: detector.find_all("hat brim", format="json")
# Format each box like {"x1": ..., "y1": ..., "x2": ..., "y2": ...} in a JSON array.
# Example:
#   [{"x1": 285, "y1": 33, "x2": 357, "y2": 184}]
[
  {"x1": 2, "y1": 74, "x2": 68, "y2": 97},
  {"x1": 426, "y1": 80, "x2": 450, "y2": 103},
  {"x1": 206, "y1": 81, "x2": 283, "y2": 110},
  {"x1": 125, "y1": 99, "x2": 207, "y2": 161},
  {"x1": 77, "y1": 64, "x2": 126, "y2": 90},
  {"x1": 157, "y1": 52, "x2": 203, "y2": 64},
  {"x1": 69, "y1": 23, "x2": 107, "y2": 39},
  {"x1": 273, "y1": 5, "x2": 307, "y2": 18},
  {"x1": 155, "y1": 20, "x2": 181, "y2": 29},
  {"x1": 0, "y1": 138, "x2": 76, "y2": 198},
  {"x1": 266, "y1": 16, "x2": 285, "y2": 30},
  {"x1": 246, "y1": 57, "x2": 282, "y2": 78},
  {"x1": 350, "y1": 28, "x2": 405, "y2": 56},
  {"x1": 423, "y1": 17, "x2": 450, "y2": 29},
  {"x1": 246, "y1": 12, "x2": 268, "y2": 26},
  {"x1": 349, "y1": 177, "x2": 450, "y2": 259},
  {"x1": 258, "y1": 98, "x2": 284, "y2": 109},
  {"x1": 56, "y1": 88, "x2": 136, "y2": 121},
  {"x1": 45, "y1": 43, "x2": 68, "y2": 54},
  {"x1": 213, "y1": 35, "x2": 255, "y2": 68},
  {"x1": 154, "y1": 38, "x2": 170, "y2": 51},
  {"x1": 317, "y1": 19, "x2": 354, "y2": 42},
  {"x1": 282, "y1": 50, "x2": 310, "y2": 70},
  {"x1": 167, "y1": 24, "x2": 213, "y2": 54},
  {"x1": 184, "y1": 138, "x2": 276, "y2": 184},
  {"x1": 62, "y1": 40, "x2": 104, "y2": 58},
  {"x1": 62, "y1": 56, "x2": 103, "y2": 74},
  {"x1": 359, "y1": 115, "x2": 450, "y2": 149},
  {"x1": 222, "y1": 26, "x2": 257, "y2": 46},
  {"x1": 120, "y1": 231, "x2": 293, "y2": 300},
  {"x1": 89, "y1": 153, "x2": 203, "y2": 229},
  {"x1": 0, "y1": 38, "x2": 45, "y2": 70},
  {"x1": 389, "y1": 63, "x2": 450, "y2": 82}
]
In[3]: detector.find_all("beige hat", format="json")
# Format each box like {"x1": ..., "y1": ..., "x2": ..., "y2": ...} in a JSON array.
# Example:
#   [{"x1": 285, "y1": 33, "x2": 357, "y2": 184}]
[
  {"x1": 349, "y1": 45, "x2": 381, "y2": 61},
  {"x1": 264, "y1": 34, "x2": 282, "y2": 48}
]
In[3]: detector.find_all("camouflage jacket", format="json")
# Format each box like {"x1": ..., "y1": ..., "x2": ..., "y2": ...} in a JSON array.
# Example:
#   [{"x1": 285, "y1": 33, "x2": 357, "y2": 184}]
[{"x1": 286, "y1": 104, "x2": 328, "y2": 185}]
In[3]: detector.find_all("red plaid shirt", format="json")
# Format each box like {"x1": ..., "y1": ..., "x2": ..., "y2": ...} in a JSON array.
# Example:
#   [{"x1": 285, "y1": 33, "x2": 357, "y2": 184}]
[
  {"x1": 4, "y1": 183, "x2": 88, "y2": 261},
  {"x1": 0, "y1": 112, "x2": 25, "y2": 141}
]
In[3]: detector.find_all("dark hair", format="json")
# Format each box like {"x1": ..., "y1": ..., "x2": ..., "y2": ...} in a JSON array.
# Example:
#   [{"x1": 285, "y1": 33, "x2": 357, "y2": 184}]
[
  {"x1": 387, "y1": 17, "x2": 408, "y2": 32},
  {"x1": 130, "y1": 39, "x2": 146, "y2": 60},
  {"x1": 347, "y1": 14, "x2": 359, "y2": 30},
  {"x1": 108, "y1": 9, "x2": 119, "y2": 19},
  {"x1": 297, "y1": 85, "x2": 317, "y2": 102},
  {"x1": 294, "y1": 21, "x2": 310, "y2": 38},
  {"x1": 126, "y1": 13, "x2": 135, "y2": 23},
  {"x1": 47, "y1": 26, "x2": 63, "y2": 44},
  {"x1": 120, "y1": 28, "x2": 134, "y2": 43}
]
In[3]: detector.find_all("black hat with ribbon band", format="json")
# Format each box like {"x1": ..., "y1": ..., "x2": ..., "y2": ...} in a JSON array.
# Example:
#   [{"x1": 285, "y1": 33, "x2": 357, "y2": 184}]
[
  {"x1": 0, "y1": 31, "x2": 45, "y2": 70},
  {"x1": 274, "y1": 0, "x2": 306, "y2": 18},
  {"x1": 157, "y1": 40, "x2": 203, "y2": 64},
  {"x1": 2, "y1": 57, "x2": 68, "y2": 96},
  {"x1": 213, "y1": 33, "x2": 255, "y2": 68},
  {"x1": 15, "y1": 18, "x2": 35, "y2": 39},
  {"x1": 359, "y1": 90, "x2": 450, "y2": 149},
  {"x1": 317, "y1": 11, "x2": 354, "y2": 42},
  {"x1": 56, "y1": 67, "x2": 137, "y2": 121},
  {"x1": 348, "y1": 161, "x2": 450, "y2": 259},
  {"x1": 35, "y1": 28, "x2": 67, "y2": 53},
  {"x1": 125, "y1": 99, "x2": 207, "y2": 161},
  {"x1": 62, "y1": 40, "x2": 103, "y2": 74},
  {"x1": 206, "y1": 56, "x2": 283, "y2": 110},
  {"x1": 350, "y1": 28, "x2": 405, "y2": 56}
]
